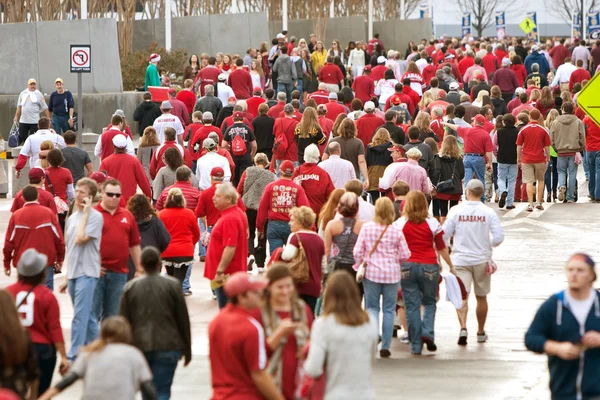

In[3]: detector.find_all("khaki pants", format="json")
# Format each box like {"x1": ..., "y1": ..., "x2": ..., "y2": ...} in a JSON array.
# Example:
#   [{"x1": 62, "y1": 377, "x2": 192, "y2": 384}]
[
  {"x1": 560, "y1": 82, "x2": 569, "y2": 92},
  {"x1": 323, "y1": 83, "x2": 340, "y2": 93}
]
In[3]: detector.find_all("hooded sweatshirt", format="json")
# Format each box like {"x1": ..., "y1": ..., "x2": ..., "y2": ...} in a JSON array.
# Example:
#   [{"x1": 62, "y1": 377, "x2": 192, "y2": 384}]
[
  {"x1": 524, "y1": 51, "x2": 550, "y2": 75},
  {"x1": 549, "y1": 114, "x2": 586, "y2": 155},
  {"x1": 272, "y1": 54, "x2": 298, "y2": 84},
  {"x1": 525, "y1": 290, "x2": 600, "y2": 400},
  {"x1": 133, "y1": 101, "x2": 163, "y2": 135}
]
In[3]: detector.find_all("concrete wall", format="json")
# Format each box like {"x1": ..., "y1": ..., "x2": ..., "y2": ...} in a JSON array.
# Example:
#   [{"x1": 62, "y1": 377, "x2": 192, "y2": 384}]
[
  {"x1": 0, "y1": 92, "x2": 143, "y2": 140},
  {"x1": 0, "y1": 19, "x2": 122, "y2": 95},
  {"x1": 132, "y1": 13, "x2": 270, "y2": 55},
  {"x1": 434, "y1": 23, "x2": 572, "y2": 38},
  {"x1": 269, "y1": 17, "x2": 367, "y2": 48},
  {"x1": 374, "y1": 19, "x2": 433, "y2": 55}
]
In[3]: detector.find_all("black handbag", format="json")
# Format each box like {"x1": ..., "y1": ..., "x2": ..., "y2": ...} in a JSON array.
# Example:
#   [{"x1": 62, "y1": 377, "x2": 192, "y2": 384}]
[{"x1": 436, "y1": 159, "x2": 457, "y2": 193}]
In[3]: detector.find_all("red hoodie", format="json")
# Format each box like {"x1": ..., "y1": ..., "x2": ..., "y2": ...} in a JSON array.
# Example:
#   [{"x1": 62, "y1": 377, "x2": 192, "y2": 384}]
[
  {"x1": 256, "y1": 178, "x2": 310, "y2": 232},
  {"x1": 292, "y1": 163, "x2": 335, "y2": 216},
  {"x1": 228, "y1": 69, "x2": 253, "y2": 99},
  {"x1": 402, "y1": 86, "x2": 420, "y2": 112}
]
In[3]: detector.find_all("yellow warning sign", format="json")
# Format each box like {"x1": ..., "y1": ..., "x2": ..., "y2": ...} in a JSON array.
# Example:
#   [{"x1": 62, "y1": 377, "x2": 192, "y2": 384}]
[{"x1": 519, "y1": 17, "x2": 536, "y2": 34}]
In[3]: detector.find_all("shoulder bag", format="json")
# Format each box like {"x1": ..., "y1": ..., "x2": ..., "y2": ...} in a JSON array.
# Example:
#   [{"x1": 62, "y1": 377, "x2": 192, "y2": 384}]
[
  {"x1": 436, "y1": 159, "x2": 457, "y2": 193},
  {"x1": 288, "y1": 233, "x2": 310, "y2": 284},
  {"x1": 44, "y1": 172, "x2": 70, "y2": 214},
  {"x1": 356, "y1": 225, "x2": 389, "y2": 283}
]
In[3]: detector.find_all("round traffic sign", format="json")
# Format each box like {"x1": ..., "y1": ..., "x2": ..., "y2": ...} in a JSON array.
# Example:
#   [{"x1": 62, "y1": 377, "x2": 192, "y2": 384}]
[{"x1": 72, "y1": 50, "x2": 89, "y2": 66}]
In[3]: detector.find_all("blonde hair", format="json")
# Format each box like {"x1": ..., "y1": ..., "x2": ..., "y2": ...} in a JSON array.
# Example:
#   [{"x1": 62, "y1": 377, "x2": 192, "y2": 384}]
[
  {"x1": 289, "y1": 206, "x2": 316, "y2": 229},
  {"x1": 439, "y1": 135, "x2": 463, "y2": 159},
  {"x1": 297, "y1": 107, "x2": 320, "y2": 138},
  {"x1": 254, "y1": 152, "x2": 269, "y2": 166},
  {"x1": 39, "y1": 140, "x2": 55, "y2": 168},
  {"x1": 373, "y1": 197, "x2": 395, "y2": 225},
  {"x1": 370, "y1": 128, "x2": 391, "y2": 147},
  {"x1": 530, "y1": 88, "x2": 541, "y2": 102},
  {"x1": 418, "y1": 92, "x2": 433, "y2": 110},
  {"x1": 414, "y1": 111, "x2": 432, "y2": 132},
  {"x1": 402, "y1": 191, "x2": 429, "y2": 223},
  {"x1": 165, "y1": 187, "x2": 186, "y2": 208},
  {"x1": 84, "y1": 316, "x2": 132, "y2": 353},
  {"x1": 545, "y1": 108, "x2": 560, "y2": 130},
  {"x1": 319, "y1": 189, "x2": 345, "y2": 230},
  {"x1": 475, "y1": 90, "x2": 489, "y2": 104},
  {"x1": 141, "y1": 127, "x2": 160, "y2": 147}
]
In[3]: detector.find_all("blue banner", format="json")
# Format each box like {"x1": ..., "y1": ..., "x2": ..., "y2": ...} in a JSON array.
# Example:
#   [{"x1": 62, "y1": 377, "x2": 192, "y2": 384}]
[
  {"x1": 526, "y1": 11, "x2": 538, "y2": 41},
  {"x1": 574, "y1": 12, "x2": 581, "y2": 39},
  {"x1": 588, "y1": 12, "x2": 600, "y2": 38},
  {"x1": 495, "y1": 11, "x2": 505, "y2": 39},
  {"x1": 419, "y1": 3, "x2": 429, "y2": 19},
  {"x1": 462, "y1": 13, "x2": 471, "y2": 37}
]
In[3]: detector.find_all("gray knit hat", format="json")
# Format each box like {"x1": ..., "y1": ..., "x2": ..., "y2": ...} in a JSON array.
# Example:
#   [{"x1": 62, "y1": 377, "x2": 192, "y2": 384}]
[{"x1": 17, "y1": 249, "x2": 48, "y2": 277}]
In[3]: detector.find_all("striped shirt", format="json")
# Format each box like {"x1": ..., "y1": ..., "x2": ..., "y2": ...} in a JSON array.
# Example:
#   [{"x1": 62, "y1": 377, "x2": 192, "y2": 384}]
[{"x1": 155, "y1": 181, "x2": 201, "y2": 212}]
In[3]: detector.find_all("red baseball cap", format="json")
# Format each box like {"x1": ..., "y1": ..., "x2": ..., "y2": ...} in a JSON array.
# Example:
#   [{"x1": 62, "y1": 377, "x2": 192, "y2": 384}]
[
  {"x1": 473, "y1": 114, "x2": 487, "y2": 124},
  {"x1": 168, "y1": 88, "x2": 177, "y2": 95},
  {"x1": 210, "y1": 167, "x2": 225, "y2": 178},
  {"x1": 228, "y1": 96, "x2": 237, "y2": 102},
  {"x1": 279, "y1": 160, "x2": 295, "y2": 175},
  {"x1": 363, "y1": 65, "x2": 372, "y2": 72},
  {"x1": 233, "y1": 111, "x2": 244, "y2": 119},
  {"x1": 224, "y1": 272, "x2": 268, "y2": 297},
  {"x1": 391, "y1": 96, "x2": 401, "y2": 105},
  {"x1": 253, "y1": 87, "x2": 262, "y2": 94},
  {"x1": 90, "y1": 171, "x2": 109, "y2": 183},
  {"x1": 28, "y1": 167, "x2": 45, "y2": 180},
  {"x1": 388, "y1": 144, "x2": 406, "y2": 154}
]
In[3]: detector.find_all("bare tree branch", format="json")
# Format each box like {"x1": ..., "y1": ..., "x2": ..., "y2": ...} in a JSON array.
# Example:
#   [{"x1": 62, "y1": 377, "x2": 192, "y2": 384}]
[{"x1": 456, "y1": 0, "x2": 515, "y2": 37}]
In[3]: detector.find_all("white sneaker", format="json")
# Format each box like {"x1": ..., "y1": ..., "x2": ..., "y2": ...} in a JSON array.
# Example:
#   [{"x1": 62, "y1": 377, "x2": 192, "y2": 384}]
[
  {"x1": 400, "y1": 334, "x2": 409, "y2": 344},
  {"x1": 477, "y1": 331, "x2": 488, "y2": 343}
]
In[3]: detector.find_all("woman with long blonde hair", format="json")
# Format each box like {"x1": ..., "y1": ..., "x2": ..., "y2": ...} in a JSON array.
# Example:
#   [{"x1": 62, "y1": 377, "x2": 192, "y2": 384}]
[
  {"x1": 303, "y1": 271, "x2": 378, "y2": 399},
  {"x1": 295, "y1": 107, "x2": 325, "y2": 163},
  {"x1": 529, "y1": 88, "x2": 541, "y2": 106},
  {"x1": 37, "y1": 140, "x2": 55, "y2": 169},
  {"x1": 431, "y1": 135, "x2": 465, "y2": 222},
  {"x1": 318, "y1": 188, "x2": 345, "y2": 238},
  {"x1": 311, "y1": 41, "x2": 328, "y2": 73},
  {"x1": 545, "y1": 108, "x2": 560, "y2": 202},
  {"x1": 413, "y1": 111, "x2": 438, "y2": 142},
  {"x1": 331, "y1": 113, "x2": 348, "y2": 138},
  {"x1": 250, "y1": 59, "x2": 265, "y2": 89},
  {"x1": 366, "y1": 128, "x2": 393, "y2": 202},
  {"x1": 472, "y1": 90, "x2": 489, "y2": 108},
  {"x1": 39, "y1": 317, "x2": 155, "y2": 400},
  {"x1": 393, "y1": 191, "x2": 454, "y2": 355}
]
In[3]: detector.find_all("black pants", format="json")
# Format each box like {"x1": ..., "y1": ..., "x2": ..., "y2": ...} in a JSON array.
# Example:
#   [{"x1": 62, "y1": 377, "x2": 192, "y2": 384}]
[
  {"x1": 438, "y1": 199, "x2": 459, "y2": 217},
  {"x1": 166, "y1": 264, "x2": 190, "y2": 284},
  {"x1": 234, "y1": 159, "x2": 254, "y2": 187},
  {"x1": 34, "y1": 343, "x2": 56, "y2": 395},
  {"x1": 300, "y1": 294, "x2": 318, "y2": 315},
  {"x1": 247, "y1": 209, "x2": 268, "y2": 268},
  {"x1": 58, "y1": 212, "x2": 66, "y2": 233},
  {"x1": 334, "y1": 262, "x2": 364, "y2": 299},
  {"x1": 501, "y1": 92, "x2": 513, "y2": 104},
  {"x1": 19, "y1": 123, "x2": 38, "y2": 145},
  {"x1": 367, "y1": 190, "x2": 381, "y2": 204}
]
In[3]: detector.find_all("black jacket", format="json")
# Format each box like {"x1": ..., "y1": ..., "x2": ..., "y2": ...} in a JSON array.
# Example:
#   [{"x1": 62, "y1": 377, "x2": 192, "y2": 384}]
[
  {"x1": 365, "y1": 141, "x2": 393, "y2": 167},
  {"x1": 252, "y1": 115, "x2": 275, "y2": 153},
  {"x1": 194, "y1": 95, "x2": 222, "y2": 123},
  {"x1": 380, "y1": 122, "x2": 406, "y2": 145},
  {"x1": 133, "y1": 101, "x2": 162, "y2": 135},
  {"x1": 496, "y1": 126, "x2": 519, "y2": 164},
  {"x1": 431, "y1": 155, "x2": 465, "y2": 194},
  {"x1": 127, "y1": 216, "x2": 171, "y2": 279},
  {"x1": 216, "y1": 105, "x2": 234, "y2": 129},
  {"x1": 471, "y1": 82, "x2": 491, "y2": 102},
  {"x1": 491, "y1": 97, "x2": 508, "y2": 117}
]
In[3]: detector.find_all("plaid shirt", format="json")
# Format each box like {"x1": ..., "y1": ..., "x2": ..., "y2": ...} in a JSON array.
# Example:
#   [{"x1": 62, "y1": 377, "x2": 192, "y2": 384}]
[{"x1": 353, "y1": 222, "x2": 411, "y2": 284}]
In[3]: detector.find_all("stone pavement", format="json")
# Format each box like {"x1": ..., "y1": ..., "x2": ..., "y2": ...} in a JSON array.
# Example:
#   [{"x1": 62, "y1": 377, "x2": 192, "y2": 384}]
[{"x1": 1, "y1": 168, "x2": 598, "y2": 399}]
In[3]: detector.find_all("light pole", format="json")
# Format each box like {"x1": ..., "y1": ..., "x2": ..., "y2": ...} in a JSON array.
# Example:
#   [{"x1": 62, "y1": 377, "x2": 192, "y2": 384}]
[
  {"x1": 80, "y1": 0, "x2": 87, "y2": 19},
  {"x1": 367, "y1": 0, "x2": 373, "y2": 39},
  {"x1": 282, "y1": 0, "x2": 288, "y2": 31},
  {"x1": 165, "y1": 0, "x2": 172, "y2": 51}
]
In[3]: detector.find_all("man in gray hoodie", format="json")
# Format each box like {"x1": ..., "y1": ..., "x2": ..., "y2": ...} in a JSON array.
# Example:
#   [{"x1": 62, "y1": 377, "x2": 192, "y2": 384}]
[
  {"x1": 271, "y1": 46, "x2": 297, "y2": 103},
  {"x1": 550, "y1": 101, "x2": 586, "y2": 203}
]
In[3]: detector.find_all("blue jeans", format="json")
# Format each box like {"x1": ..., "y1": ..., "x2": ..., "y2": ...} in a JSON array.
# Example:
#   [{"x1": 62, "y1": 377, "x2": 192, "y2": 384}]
[
  {"x1": 277, "y1": 82, "x2": 294, "y2": 103},
  {"x1": 463, "y1": 154, "x2": 486, "y2": 202},
  {"x1": 363, "y1": 279, "x2": 399, "y2": 351},
  {"x1": 45, "y1": 266, "x2": 54, "y2": 291},
  {"x1": 557, "y1": 155, "x2": 578, "y2": 201},
  {"x1": 400, "y1": 262, "x2": 440, "y2": 354},
  {"x1": 92, "y1": 271, "x2": 127, "y2": 323},
  {"x1": 267, "y1": 220, "x2": 291, "y2": 255},
  {"x1": 588, "y1": 150, "x2": 600, "y2": 199},
  {"x1": 52, "y1": 114, "x2": 70, "y2": 135},
  {"x1": 497, "y1": 163, "x2": 518, "y2": 207},
  {"x1": 214, "y1": 286, "x2": 228, "y2": 309},
  {"x1": 198, "y1": 219, "x2": 207, "y2": 257},
  {"x1": 296, "y1": 80, "x2": 304, "y2": 105},
  {"x1": 144, "y1": 350, "x2": 181, "y2": 400},
  {"x1": 583, "y1": 150, "x2": 590, "y2": 180},
  {"x1": 545, "y1": 156, "x2": 558, "y2": 194},
  {"x1": 67, "y1": 276, "x2": 99, "y2": 361}
]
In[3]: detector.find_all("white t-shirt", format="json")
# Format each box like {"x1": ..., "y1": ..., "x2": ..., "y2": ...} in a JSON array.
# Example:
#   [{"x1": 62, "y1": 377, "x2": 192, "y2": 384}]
[
  {"x1": 20, "y1": 129, "x2": 66, "y2": 168},
  {"x1": 196, "y1": 151, "x2": 231, "y2": 190},
  {"x1": 152, "y1": 113, "x2": 184, "y2": 144},
  {"x1": 565, "y1": 289, "x2": 596, "y2": 326},
  {"x1": 18, "y1": 89, "x2": 48, "y2": 124}
]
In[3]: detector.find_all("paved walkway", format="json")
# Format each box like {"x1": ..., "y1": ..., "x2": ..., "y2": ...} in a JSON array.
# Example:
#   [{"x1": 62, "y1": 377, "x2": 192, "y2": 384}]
[{"x1": 2, "y1": 168, "x2": 598, "y2": 399}]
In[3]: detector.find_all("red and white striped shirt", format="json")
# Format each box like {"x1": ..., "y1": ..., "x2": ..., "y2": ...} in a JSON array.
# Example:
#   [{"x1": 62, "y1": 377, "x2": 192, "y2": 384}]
[{"x1": 352, "y1": 222, "x2": 411, "y2": 284}]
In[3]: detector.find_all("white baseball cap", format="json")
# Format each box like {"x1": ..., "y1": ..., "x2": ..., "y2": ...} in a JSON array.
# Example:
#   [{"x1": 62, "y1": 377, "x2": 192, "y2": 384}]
[
  {"x1": 364, "y1": 101, "x2": 376, "y2": 111},
  {"x1": 112, "y1": 134, "x2": 128, "y2": 148}
]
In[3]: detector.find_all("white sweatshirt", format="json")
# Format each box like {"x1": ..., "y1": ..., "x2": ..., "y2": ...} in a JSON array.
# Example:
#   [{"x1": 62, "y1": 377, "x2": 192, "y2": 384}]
[{"x1": 442, "y1": 201, "x2": 504, "y2": 267}]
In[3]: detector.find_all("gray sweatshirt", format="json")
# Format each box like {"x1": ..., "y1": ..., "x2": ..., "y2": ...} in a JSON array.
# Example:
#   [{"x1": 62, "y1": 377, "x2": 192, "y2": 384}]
[{"x1": 272, "y1": 54, "x2": 298, "y2": 84}]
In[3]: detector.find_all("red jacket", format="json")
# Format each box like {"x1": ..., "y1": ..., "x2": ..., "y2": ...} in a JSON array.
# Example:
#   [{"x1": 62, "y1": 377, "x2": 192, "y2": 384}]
[
  {"x1": 176, "y1": 89, "x2": 197, "y2": 114},
  {"x1": 292, "y1": 163, "x2": 335, "y2": 216},
  {"x1": 422, "y1": 64, "x2": 437, "y2": 85},
  {"x1": 356, "y1": 113, "x2": 385, "y2": 148},
  {"x1": 385, "y1": 93, "x2": 415, "y2": 115},
  {"x1": 3, "y1": 202, "x2": 64, "y2": 270},
  {"x1": 482, "y1": 53, "x2": 498, "y2": 77},
  {"x1": 569, "y1": 68, "x2": 591, "y2": 92},
  {"x1": 190, "y1": 125, "x2": 223, "y2": 160},
  {"x1": 458, "y1": 56, "x2": 475, "y2": 77},
  {"x1": 11, "y1": 187, "x2": 57, "y2": 214},
  {"x1": 584, "y1": 116, "x2": 600, "y2": 151},
  {"x1": 318, "y1": 63, "x2": 344, "y2": 85},
  {"x1": 228, "y1": 69, "x2": 253, "y2": 99},
  {"x1": 246, "y1": 96, "x2": 266, "y2": 118},
  {"x1": 159, "y1": 207, "x2": 200, "y2": 258},
  {"x1": 370, "y1": 65, "x2": 387, "y2": 82},
  {"x1": 308, "y1": 90, "x2": 330, "y2": 105},
  {"x1": 401, "y1": 86, "x2": 420, "y2": 112},
  {"x1": 256, "y1": 178, "x2": 310, "y2": 232},
  {"x1": 352, "y1": 75, "x2": 375, "y2": 103},
  {"x1": 149, "y1": 141, "x2": 193, "y2": 179},
  {"x1": 549, "y1": 45, "x2": 571, "y2": 69},
  {"x1": 193, "y1": 66, "x2": 221, "y2": 96},
  {"x1": 272, "y1": 117, "x2": 299, "y2": 162},
  {"x1": 99, "y1": 128, "x2": 128, "y2": 160},
  {"x1": 267, "y1": 101, "x2": 286, "y2": 118},
  {"x1": 510, "y1": 64, "x2": 528, "y2": 87},
  {"x1": 99, "y1": 153, "x2": 151, "y2": 201},
  {"x1": 325, "y1": 101, "x2": 348, "y2": 122}
]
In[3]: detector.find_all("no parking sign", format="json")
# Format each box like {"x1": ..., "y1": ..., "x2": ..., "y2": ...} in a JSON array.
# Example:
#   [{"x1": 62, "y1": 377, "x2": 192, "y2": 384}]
[{"x1": 70, "y1": 44, "x2": 91, "y2": 73}]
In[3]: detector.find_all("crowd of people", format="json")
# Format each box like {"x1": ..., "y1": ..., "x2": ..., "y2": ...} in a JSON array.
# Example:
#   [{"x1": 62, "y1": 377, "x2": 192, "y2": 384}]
[{"x1": 2, "y1": 30, "x2": 600, "y2": 400}]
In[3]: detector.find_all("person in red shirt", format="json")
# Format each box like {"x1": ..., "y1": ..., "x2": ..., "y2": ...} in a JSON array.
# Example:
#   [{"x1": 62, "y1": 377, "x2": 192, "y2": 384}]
[
  {"x1": 318, "y1": 56, "x2": 344, "y2": 93},
  {"x1": 158, "y1": 187, "x2": 200, "y2": 286},
  {"x1": 184, "y1": 111, "x2": 204, "y2": 146},
  {"x1": 494, "y1": 44, "x2": 508, "y2": 65},
  {"x1": 458, "y1": 50, "x2": 475, "y2": 77},
  {"x1": 324, "y1": 92, "x2": 348, "y2": 122},
  {"x1": 584, "y1": 115, "x2": 600, "y2": 200},
  {"x1": 7, "y1": 249, "x2": 68, "y2": 395},
  {"x1": 167, "y1": 88, "x2": 191, "y2": 126},
  {"x1": 45, "y1": 149, "x2": 74, "y2": 231},
  {"x1": 11, "y1": 168, "x2": 57, "y2": 214},
  {"x1": 422, "y1": 57, "x2": 437, "y2": 86},
  {"x1": 482, "y1": 45, "x2": 499, "y2": 79},
  {"x1": 356, "y1": 101, "x2": 385, "y2": 148},
  {"x1": 99, "y1": 135, "x2": 151, "y2": 201},
  {"x1": 4, "y1": 186, "x2": 65, "y2": 290},
  {"x1": 229, "y1": 59, "x2": 253, "y2": 100},
  {"x1": 96, "y1": 114, "x2": 135, "y2": 160},
  {"x1": 156, "y1": 166, "x2": 201, "y2": 212},
  {"x1": 176, "y1": 79, "x2": 197, "y2": 115},
  {"x1": 193, "y1": 56, "x2": 221, "y2": 96},
  {"x1": 208, "y1": 272, "x2": 282, "y2": 399},
  {"x1": 384, "y1": 84, "x2": 415, "y2": 115},
  {"x1": 430, "y1": 107, "x2": 445, "y2": 143},
  {"x1": 189, "y1": 112, "x2": 223, "y2": 160},
  {"x1": 257, "y1": 160, "x2": 310, "y2": 255},
  {"x1": 204, "y1": 182, "x2": 250, "y2": 309},
  {"x1": 308, "y1": 83, "x2": 330, "y2": 105},
  {"x1": 370, "y1": 56, "x2": 388, "y2": 82},
  {"x1": 292, "y1": 144, "x2": 335, "y2": 216},
  {"x1": 352, "y1": 65, "x2": 375, "y2": 103},
  {"x1": 401, "y1": 79, "x2": 421, "y2": 112},
  {"x1": 268, "y1": 92, "x2": 287, "y2": 118},
  {"x1": 569, "y1": 59, "x2": 591, "y2": 92},
  {"x1": 196, "y1": 167, "x2": 246, "y2": 228},
  {"x1": 246, "y1": 88, "x2": 266, "y2": 118},
  {"x1": 104, "y1": 110, "x2": 133, "y2": 139},
  {"x1": 516, "y1": 109, "x2": 551, "y2": 211},
  {"x1": 94, "y1": 179, "x2": 141, "y2": 320},
  {"x1": 317, "y1": 105, "x2": 333, "y2": 135},
  {"x1": 272, "y1": 105, "x2": 300, "y2": 165},
  {"x1": 149, "y1": 128, "x2": 193, "y2": 179},
  {"x1": 549, "y1": 39, "x2": 571, "y2": 70}
]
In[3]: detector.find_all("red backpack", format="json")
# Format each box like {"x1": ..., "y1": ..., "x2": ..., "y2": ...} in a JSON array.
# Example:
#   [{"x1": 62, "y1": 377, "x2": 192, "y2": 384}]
[
  {"x1": 231, "y1": 134, "x2": 247, "y2": 156},
  {"x1": 273, "y1": 119, "x2": 292, "y2": 159}
]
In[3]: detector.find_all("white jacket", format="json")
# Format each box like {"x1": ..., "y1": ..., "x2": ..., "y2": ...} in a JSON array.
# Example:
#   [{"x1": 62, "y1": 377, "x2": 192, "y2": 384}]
[
  {"x1": 196, "y1": 151, "x2": 231, "y2": 190},
  {"x1": 442, "y1": 201, "x2": 504, "y2": 267}
]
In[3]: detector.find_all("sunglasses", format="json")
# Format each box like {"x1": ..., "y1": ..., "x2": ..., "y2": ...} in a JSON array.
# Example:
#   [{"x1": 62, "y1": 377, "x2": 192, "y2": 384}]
[{"x1": 105, "y1": 192, "x2": 122, "y2": 198}]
